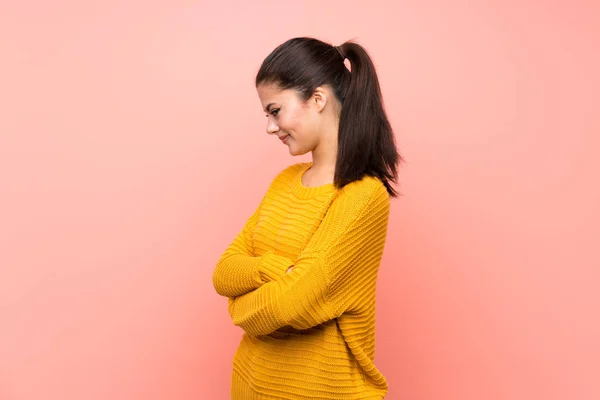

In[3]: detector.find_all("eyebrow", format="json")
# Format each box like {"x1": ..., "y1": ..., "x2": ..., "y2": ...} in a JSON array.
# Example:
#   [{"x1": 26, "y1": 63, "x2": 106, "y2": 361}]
[{"x1": 264, "y1": 103, "x2": 277, "y2": 113}]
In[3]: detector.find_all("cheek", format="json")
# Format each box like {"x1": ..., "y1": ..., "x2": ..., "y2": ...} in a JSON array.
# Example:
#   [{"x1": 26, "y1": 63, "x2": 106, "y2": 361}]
[{"x1": 281, "y1": 106, "x2": 309, "y2": 134}]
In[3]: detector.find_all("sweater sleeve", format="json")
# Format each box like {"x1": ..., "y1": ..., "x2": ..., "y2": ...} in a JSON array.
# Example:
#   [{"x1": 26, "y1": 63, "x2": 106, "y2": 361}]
[
  {"x1": 212, "y1": 194, "x2": 295, "y2": 298},
  {"x1": 227, "y1": 179, "x2": 390, "y2": 336}
]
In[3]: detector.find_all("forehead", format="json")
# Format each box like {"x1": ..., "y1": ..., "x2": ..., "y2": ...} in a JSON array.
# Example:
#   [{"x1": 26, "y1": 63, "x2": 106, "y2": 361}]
[
  {"x1": 256, "y1": 83, "x2": 282, "y2": 98},
  {"x1": 257, "y1": 84, "x2": 300, "y2": 107}
]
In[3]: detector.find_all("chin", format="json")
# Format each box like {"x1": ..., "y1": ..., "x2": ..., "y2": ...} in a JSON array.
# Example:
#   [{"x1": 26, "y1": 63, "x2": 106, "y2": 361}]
[{"x1": 289, "y1": 146, "x2": 309, "y2": 156}]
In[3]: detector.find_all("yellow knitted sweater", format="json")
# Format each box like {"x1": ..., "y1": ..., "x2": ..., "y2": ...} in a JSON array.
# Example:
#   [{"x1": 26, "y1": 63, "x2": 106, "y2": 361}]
[{"x1": 213, "y1": 162, "x2": 390, "y2": 399}]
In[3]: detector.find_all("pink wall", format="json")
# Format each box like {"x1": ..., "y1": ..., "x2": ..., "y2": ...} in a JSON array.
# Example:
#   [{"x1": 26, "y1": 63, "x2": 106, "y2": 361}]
[{"x1": 1, "y1": 1, "x2": 598, "y2": 399}]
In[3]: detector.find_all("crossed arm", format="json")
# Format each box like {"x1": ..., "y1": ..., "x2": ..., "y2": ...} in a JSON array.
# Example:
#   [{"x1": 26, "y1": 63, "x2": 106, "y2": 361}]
[
  {"x1": 213, "y1": 180, "x2": 390, "y2": 337},
  {"x1": 212, "y1": 195, "x2": 295, "y2": 298}
]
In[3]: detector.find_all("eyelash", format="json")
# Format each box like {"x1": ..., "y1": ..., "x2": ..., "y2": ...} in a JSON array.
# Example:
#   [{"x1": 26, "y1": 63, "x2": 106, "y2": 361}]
[{"x1": 267, "y1": 108, "x2": 280, "y2": 117}]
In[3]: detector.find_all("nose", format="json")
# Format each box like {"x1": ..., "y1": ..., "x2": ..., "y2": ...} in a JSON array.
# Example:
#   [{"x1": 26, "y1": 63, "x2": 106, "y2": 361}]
[{"x1": 266, "y1": 117, "x2": 280, "y2": 135}]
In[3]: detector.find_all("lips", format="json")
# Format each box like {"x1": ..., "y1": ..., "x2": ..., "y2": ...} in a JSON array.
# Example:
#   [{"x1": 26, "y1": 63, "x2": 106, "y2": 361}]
[{"x1": 279, "y1": 134, "x2": 289, "y2": 141}]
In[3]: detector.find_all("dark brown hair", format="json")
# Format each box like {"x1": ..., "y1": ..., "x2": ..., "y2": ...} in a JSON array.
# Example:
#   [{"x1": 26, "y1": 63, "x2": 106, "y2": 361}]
[{"x1": 255, "y1": 37, "x2": 402, "y2": 197}]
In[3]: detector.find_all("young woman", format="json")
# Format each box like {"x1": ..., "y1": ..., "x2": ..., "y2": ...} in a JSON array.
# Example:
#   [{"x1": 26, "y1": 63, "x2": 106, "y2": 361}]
[{"x1": 212, "y1": 36, "x2": 401, "y2": 399}]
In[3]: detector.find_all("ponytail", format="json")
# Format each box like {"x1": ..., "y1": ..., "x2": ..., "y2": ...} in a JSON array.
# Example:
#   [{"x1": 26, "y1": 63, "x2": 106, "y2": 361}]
[
  {"x1": 256, "y1": 37, "x2": 402, "y2": 197},
  {"x1": 336, "y1": 41, "x2": 401, "y2": 197}
]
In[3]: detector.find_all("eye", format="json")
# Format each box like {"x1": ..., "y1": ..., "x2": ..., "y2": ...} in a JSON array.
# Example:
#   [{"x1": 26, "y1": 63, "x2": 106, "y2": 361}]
[{"x1": 264, "y1": 107, "x2": 281, "y2": 118}]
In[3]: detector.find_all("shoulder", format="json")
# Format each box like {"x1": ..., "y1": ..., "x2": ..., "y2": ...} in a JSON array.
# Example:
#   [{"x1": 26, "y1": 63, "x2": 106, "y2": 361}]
[
  {"x1": 277, "y1": 162, "x2": 308, "y2": 178},
  {"x1": 330, "y1": 174, "x2": 390, "y2": 218},
  {"x1": 339, "y1": 174, "x2": 388, "y2": 198},
  {"x1": 267, "y1": 162, "x2": 308, "y2": 187}
]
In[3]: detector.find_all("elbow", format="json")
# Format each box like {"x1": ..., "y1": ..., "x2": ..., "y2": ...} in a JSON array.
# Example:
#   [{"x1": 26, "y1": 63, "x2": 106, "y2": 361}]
[
  {"x1": 212, "y1": 275, "x2": 224, "y2": 297},
  {"x1": 229, "y1": 301, "x2": 277, "y2": 337},
  {"x1": 212, "y1": 262, "x2": 228, "y2": 297},
  {"x1": 236, "y1": 323, "x2": 272, "y2": 337}
]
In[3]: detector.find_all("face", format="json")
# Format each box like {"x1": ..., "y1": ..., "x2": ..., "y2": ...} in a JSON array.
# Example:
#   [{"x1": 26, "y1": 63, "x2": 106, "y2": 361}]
[{"x1": 256, "y1": 83, "x2": 321, "y2": 155}]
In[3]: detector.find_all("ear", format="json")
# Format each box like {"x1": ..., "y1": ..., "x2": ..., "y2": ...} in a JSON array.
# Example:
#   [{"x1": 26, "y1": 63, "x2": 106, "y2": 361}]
[{"x1": 311, "y1": 87, "x2": 328, "y2": 113}]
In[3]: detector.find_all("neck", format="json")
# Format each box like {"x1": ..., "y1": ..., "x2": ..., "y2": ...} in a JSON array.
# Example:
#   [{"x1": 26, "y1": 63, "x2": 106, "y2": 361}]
[{"x1": 311, "y1": 117, "x2": 339, "y2": 172}]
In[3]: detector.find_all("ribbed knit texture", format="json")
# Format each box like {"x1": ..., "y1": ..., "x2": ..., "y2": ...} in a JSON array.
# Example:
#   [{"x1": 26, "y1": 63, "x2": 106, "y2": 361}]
[{"x1": 212, "y1": 162, "x2": 390, "y2": 399}]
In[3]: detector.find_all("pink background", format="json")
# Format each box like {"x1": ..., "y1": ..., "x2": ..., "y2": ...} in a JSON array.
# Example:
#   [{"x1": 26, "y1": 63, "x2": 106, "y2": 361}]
[{"x1": 1, "y1": 1, "x2": 599, "y2": 399}]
